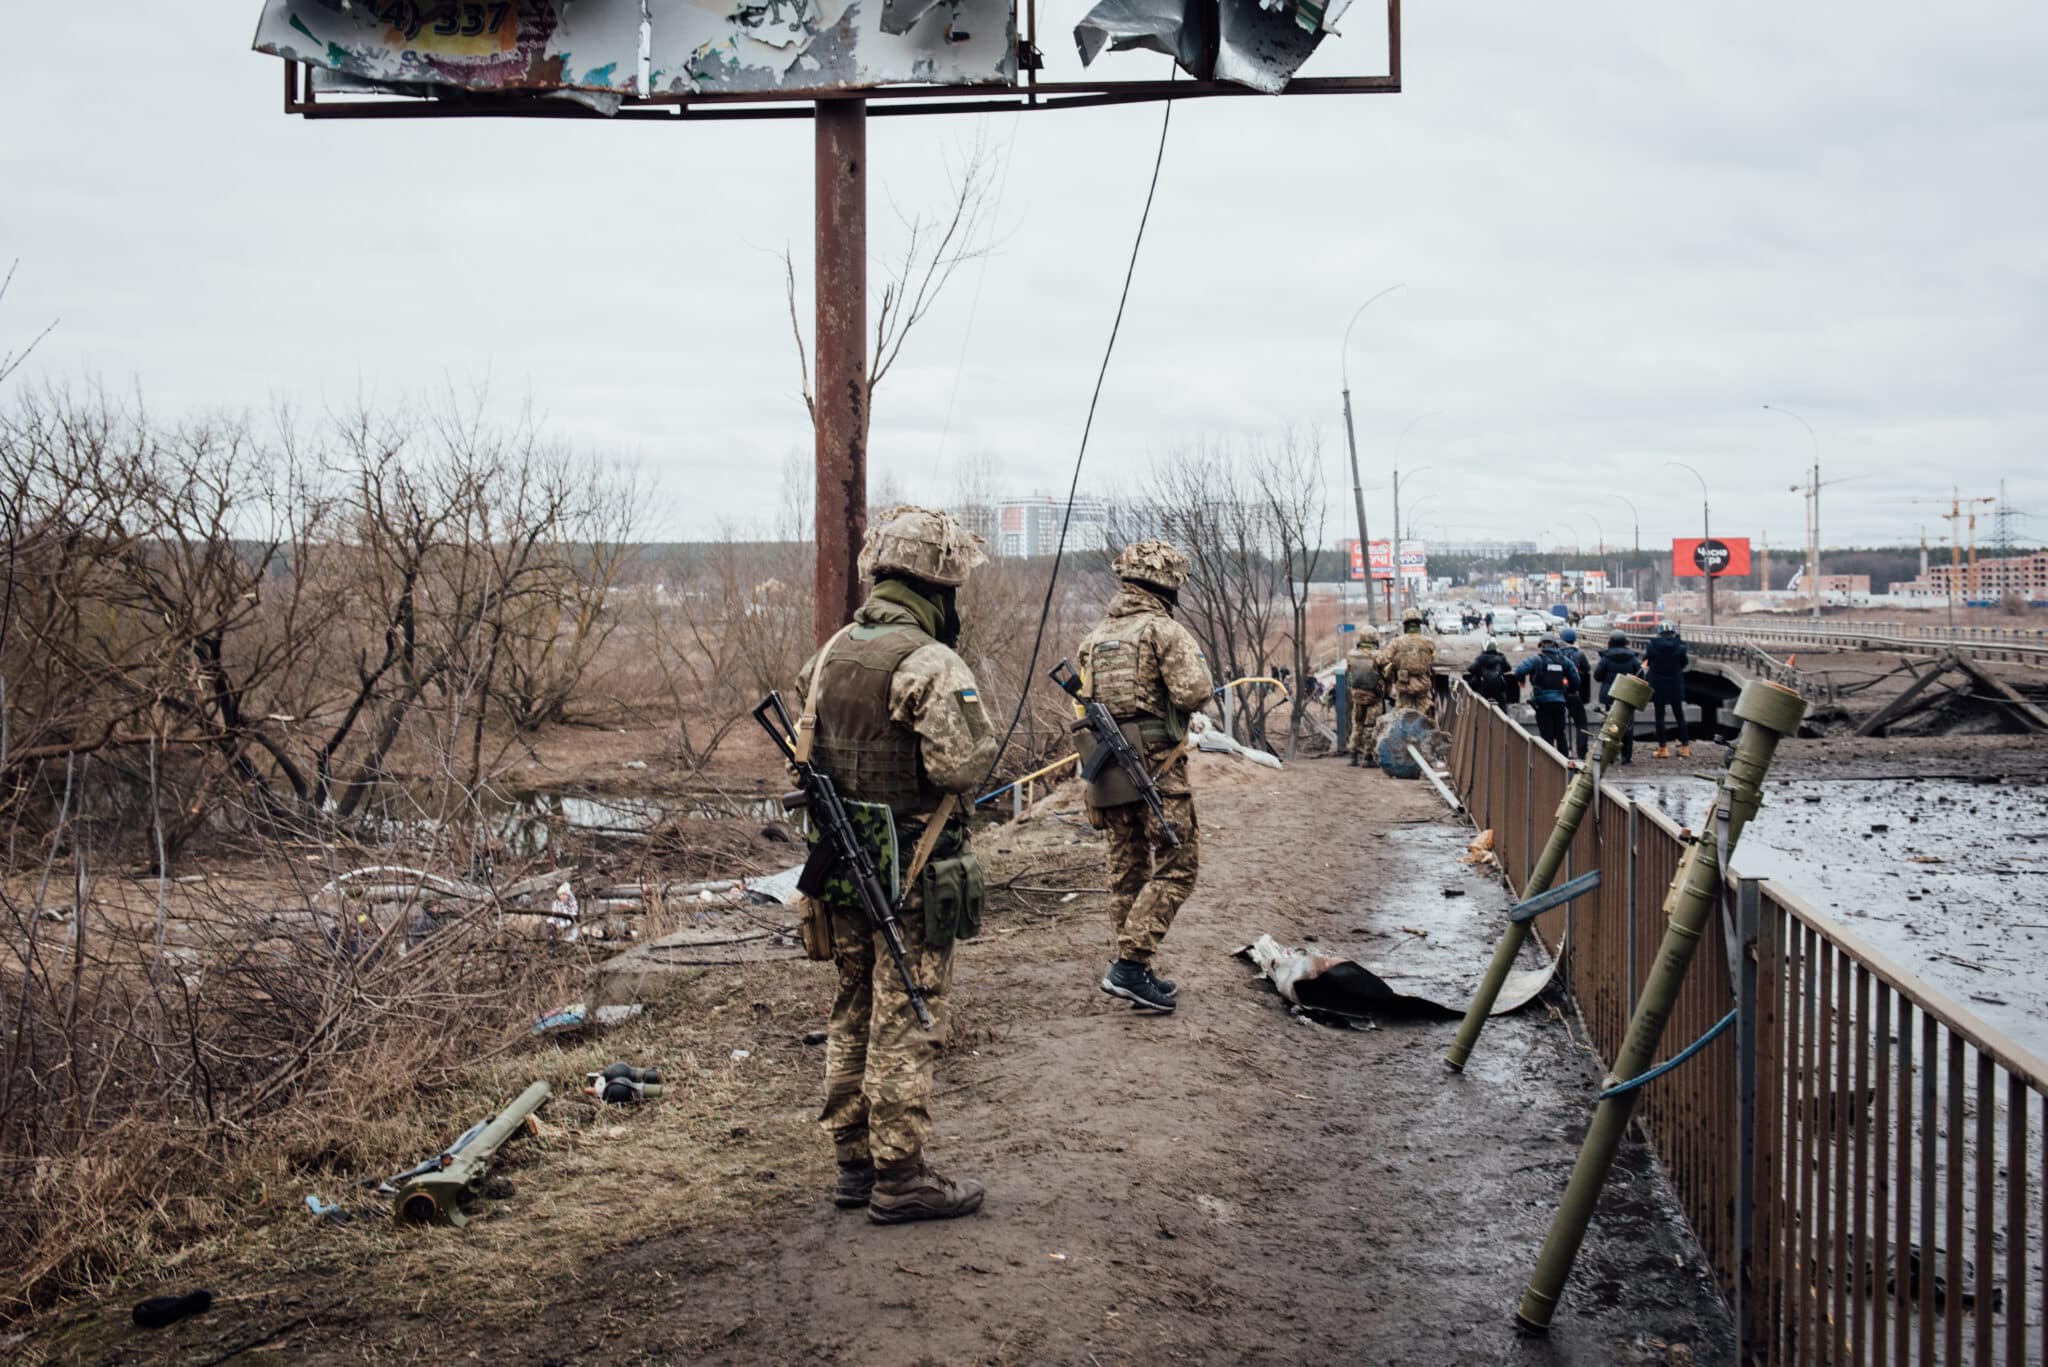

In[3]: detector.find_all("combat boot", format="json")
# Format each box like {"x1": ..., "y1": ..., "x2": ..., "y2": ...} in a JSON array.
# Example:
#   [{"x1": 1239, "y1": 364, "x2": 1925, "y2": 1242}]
[
  {"x1": 867, "y1": 1161, "x2": 985, "y2": 1224},
  {"x1": 1653, "y1": 745, "x2": 1670, "y2": 759},
  {"x1": 1101, "y1": 959, "x2": 1176, "y2": 1013},
  {"x1": 832, "y1": 1160, "x2": 875, "y2": 1209},
  {"x1": 1678, "y1": 743, "x2": 1693, "y2": 758}
]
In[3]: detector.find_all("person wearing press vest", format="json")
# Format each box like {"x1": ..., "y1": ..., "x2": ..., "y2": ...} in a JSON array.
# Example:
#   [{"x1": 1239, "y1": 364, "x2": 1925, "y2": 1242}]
[{"x1": 1512, "y1": 635, "x2": 1581, "y2": 755}]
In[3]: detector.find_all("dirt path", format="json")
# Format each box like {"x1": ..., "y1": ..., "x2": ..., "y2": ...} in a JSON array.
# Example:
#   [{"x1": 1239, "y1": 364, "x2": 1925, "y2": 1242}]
[{"x1": 37, "y1": 757, "x2": 1731, "y2": 1366}]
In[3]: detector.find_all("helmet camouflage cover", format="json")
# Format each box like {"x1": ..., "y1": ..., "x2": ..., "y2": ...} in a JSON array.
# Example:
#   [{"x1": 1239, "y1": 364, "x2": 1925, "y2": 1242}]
[
  {"x1": 858, "y1": 504, "x2": 988, "y2": 588},
  {"x1": 1402, "y1": 608, "x2": 1424, "y2": 626},
  {"x1": 1113, "y1": 539, "x2": 1192, "y2": 590}
]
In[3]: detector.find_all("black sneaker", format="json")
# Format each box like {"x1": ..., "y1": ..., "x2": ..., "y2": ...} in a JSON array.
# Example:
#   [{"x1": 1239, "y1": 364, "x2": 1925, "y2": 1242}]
[
  {"x1": 1101, "y1": 959, "x2": 1175, "y2": 1013},
  {"x1": 1105, "y1": 960, "x2": 1176, "y2": 999}
]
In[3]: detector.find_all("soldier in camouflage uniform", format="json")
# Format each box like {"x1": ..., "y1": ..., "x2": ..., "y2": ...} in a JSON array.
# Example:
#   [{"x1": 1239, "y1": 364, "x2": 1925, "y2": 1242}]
[
  {"x1": 1075, "y1": 540, "x2": 1214, "y2": 1014},
  {"x1": 1344, "y1": 632, "x2": 1385, "y2": 767},
  {"x1": 1376, "y1": 607, "x2": 1439, "y2": 721},
  {"x1": 795, "y1": 506, "x2": 999, "y2": 1224}
]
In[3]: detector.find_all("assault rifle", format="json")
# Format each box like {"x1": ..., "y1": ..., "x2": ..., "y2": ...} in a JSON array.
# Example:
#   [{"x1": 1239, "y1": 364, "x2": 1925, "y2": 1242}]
[
  {"x1": 754, "y1": 691, "x2": 934, "y2": 1030},
  {"x1": 1049, "y1": 658, "x2": 1181, "y2": 848}
]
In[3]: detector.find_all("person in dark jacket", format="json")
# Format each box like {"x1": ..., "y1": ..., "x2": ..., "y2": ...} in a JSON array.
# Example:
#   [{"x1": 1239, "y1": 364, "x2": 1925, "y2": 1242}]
[
  {"x1": 1643, "y1": 622, "x2": 1691, "y2": 758},
  {"x1": 1463, "y1": 637, "x2": 1516, "y2": 708},
  {"x1": 1558, "y1": 627, "x2": 1594, "y2": 760},
  {"x1": 1513, "y1": 636, "x2": 1580, "y2": 754},
  {"x1": 1593, "y1": 631, "x2": 1643, "y2": 764}
]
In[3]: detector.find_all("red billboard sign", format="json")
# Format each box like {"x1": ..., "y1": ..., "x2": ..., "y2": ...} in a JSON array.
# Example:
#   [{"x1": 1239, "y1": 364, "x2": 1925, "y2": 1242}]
[{"x1": 1671, "y1": 537, "x2": 1752, "y2": 579}]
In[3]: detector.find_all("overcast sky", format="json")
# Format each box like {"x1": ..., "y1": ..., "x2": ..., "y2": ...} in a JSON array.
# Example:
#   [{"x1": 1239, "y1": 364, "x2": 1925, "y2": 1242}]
[{"x1": 3, "y1": 3, "x2": 2043, "y2": 553}]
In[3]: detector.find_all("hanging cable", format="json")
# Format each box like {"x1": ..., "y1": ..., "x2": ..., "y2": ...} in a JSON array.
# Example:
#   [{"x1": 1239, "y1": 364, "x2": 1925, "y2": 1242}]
[{"x1": 977, "y1": 94, "x2": 1174, "y2": 791}]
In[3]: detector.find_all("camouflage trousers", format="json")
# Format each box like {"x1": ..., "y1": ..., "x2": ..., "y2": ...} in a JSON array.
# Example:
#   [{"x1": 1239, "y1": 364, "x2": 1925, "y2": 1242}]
[
  {"x1": 1392, "y1": 682, "x2": 1436, "y2": 722},
  {"x1": 819, "y1": 899, "x2": 954, "y2": 1167},
  {"x1": 1347, "y1": 693, "x2": 1384, "y2": 752},
  {"x1": 1102, "y1": 793, "x2": 1199, "y2": 965}
]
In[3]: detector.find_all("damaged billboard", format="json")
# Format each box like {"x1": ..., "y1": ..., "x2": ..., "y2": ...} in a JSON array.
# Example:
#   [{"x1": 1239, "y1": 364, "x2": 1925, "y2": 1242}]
[
  {"x1": 1073, "y1": 0, "x2": 1356, "y2": 95},
  {"x1": 251, "y1": 0, "x2": 1018, "y2": 104}
]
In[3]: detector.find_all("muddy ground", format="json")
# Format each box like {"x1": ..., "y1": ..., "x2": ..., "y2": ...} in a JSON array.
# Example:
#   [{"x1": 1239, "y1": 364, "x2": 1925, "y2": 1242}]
[{"x1": 24, "y1": 753, "x2": 1731, "y2": 1366}]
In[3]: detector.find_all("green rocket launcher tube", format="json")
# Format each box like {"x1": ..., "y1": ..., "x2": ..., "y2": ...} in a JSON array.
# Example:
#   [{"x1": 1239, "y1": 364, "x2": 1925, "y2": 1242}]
[
  {"x1": 1445, "y1": 674, "x2": 1652, "y2": 1071},
  {"x1": 1516, "y1": 680, "x2": 1805, "y2": 1333},
  {"x1": 393, "y1": 1080, "x2": 552, "y2": 1227}
]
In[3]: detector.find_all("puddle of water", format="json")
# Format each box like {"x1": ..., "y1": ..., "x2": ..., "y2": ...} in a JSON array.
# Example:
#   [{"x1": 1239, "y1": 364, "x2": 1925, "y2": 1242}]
[{"x1": 1611, "y1": 775, "x2": 2048, "y2": 1056}]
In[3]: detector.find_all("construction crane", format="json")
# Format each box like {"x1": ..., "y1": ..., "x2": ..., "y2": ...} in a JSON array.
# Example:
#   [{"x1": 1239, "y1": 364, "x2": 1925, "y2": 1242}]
[{"x1": 1911, "y1": 489, "x2": 1998, "y2": 618}]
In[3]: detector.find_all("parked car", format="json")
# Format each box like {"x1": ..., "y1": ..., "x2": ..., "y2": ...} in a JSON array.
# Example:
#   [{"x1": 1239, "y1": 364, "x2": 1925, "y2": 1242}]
[
  {"x1": 1578, "y1": 613, "x2": 1613, "y2": 633},
  {"x1": 1428, "y1": 607, "x2": 1465, "y2": 635},
  {"x1": 1614, "y1": 611, "x2": 1667, "y2": 631},
  {"x1": 1510, "y1": 611, "x2": 1555, "y2": 638}
]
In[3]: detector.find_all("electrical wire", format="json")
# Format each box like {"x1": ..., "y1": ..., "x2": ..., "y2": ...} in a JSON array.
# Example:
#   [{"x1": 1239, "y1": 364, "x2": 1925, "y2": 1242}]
[{"x1": 977, "y1": 96, "x2": 1175, "y2": 791}]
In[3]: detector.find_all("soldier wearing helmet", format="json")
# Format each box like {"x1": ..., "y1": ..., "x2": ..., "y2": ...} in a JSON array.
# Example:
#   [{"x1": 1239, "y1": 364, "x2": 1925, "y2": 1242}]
[
  {"x1": 1075, "y1": 539, "x2": 1214, "y2": 1013},
  {"x1": 1375, "y1": 607, "x2": 1440, "y2": 723},
  {"x1": 1343, "y1": 629, "x2": 1385, "y2": 768},
  {"x1": 795, "y1": 505, "x2": 998, "y2": 1224}
]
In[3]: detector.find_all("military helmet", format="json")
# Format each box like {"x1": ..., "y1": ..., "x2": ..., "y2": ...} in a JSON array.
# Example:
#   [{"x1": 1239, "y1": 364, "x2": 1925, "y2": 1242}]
[
  {"x1": 1608, "y1": 632, "x2": 1629, "y2": 647},
  {"x1": 1401, "y1": 608, "x2": 1423, "y2": 626},
  {"x1": 1560, "y1": 627, "x2": 1577, "y2": 643},
  {"x1": 1112, "y1": 539, "x2": 1192, "y2": 590},
  {"x1": 858, "y1": 504, "x2": 988, "y2": 588}
]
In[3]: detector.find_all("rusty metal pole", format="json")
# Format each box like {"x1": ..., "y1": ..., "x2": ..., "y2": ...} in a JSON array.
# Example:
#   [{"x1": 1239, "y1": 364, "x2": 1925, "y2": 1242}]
[{"x1": 814, "y1": 98, "x2": 868, "y2": 647}]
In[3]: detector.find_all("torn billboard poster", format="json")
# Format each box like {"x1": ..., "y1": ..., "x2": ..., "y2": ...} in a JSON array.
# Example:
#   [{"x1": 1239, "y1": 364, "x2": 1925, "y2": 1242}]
[
  {"x1": 1073, "y1": 0, "x2": 1352, "y2": 94},
  {"x1": 253, "y1": 0, "x2": 1016, "y2": 104}
]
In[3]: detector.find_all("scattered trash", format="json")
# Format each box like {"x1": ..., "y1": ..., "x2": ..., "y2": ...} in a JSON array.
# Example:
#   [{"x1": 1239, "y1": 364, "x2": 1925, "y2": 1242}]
[
  {"x1": 304, "y1": 1194, "x2": 351, "y2": 1223},
  {"x1": 533, "y1": 1003, "x2": 587, "y2": 1034},
  {"x1": 1190, "y1": 713, "x2": 1283, "y2": 769},
  {"x1": 623, "y1": 759, "x2": 650, "y2": 770},
  {"x1": 1441, "y1": 888, "x2": 1466, "y2": 899},
  {"x1": 1461, "y1": 830, "x2": 1498, "y2": 866},
  {"x1": 1061, "y1": 892, "x2": 1080, "y2": 903},
  {"x1": 549, "y1": 882, "x2": 580, "y2": 940},
  {"x1": 533, "y1": 1001, "x2": 643, "y2": 1034},
  {"x1": 585, "y1": 1062, "x2": 666, "y2": 1105},
  {"x1": 132, "y1": 1289, "x2": 213, "y2": 1330},
  {"x1": 730, "y1": 1049, "x2": 751, "y2": 1063},
  {"x1": 1048, "y1": 1252, "x2": 1069, "y2": 1263},
  {"x1": 802, "y1": 1029, "x2": 829, "y2": 1046}
]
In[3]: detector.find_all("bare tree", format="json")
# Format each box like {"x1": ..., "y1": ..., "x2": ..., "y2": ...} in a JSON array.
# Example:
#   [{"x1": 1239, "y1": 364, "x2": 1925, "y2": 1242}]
[
  {"x1": 1251, "y1": 429, "x2": 1330, "y2": 758},
  {"x1": 781, "y1": 135, "x2": 999, "y2": 426}
]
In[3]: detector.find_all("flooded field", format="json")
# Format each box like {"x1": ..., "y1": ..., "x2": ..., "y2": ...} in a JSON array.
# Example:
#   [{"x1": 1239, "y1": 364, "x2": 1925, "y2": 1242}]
[{"x1": 1611, "y1": 774, "x2": 2048, "y2": 1057}]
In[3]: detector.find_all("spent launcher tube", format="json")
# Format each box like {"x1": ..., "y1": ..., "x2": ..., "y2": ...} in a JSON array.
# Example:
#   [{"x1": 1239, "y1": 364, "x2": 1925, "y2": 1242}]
[
  {"x1": 1445, "y1": 674, "x2": 1652, "y2": 1071},
  {"x1": 1516, "y1": 678, "x2": 1806, "y2": 1334}
]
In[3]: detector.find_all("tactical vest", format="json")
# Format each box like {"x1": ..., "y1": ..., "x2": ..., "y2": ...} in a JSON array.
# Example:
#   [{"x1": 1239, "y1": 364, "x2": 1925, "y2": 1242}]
[
  {"x1": 1348, "y1": 650, "x2": 1382, "y2": 695},
  {"x1": 810, "y1": 625, "x2": 939, "y2": 818},
  {"x1": 1081, "y1": 632, "x2": 1182, "y2": 744}
]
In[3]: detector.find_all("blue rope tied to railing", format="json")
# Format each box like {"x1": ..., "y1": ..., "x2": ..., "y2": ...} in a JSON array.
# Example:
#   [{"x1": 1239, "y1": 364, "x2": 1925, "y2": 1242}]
[{"x1": 1596, "y1": 1008, "x2": 1737, "y2": 1101}]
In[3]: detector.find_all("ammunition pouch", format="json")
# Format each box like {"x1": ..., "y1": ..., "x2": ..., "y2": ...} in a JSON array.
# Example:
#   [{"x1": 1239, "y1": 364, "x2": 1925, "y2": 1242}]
[
  {"x1": 1074, "y1": 719, "x2": 1153, "y2": 809},
  {"x1": 920, "y1": 848, "x2": 984, "y2": 951},
  {"x1": 797, "y1": 895, "x2": 833, "y2": 961}
]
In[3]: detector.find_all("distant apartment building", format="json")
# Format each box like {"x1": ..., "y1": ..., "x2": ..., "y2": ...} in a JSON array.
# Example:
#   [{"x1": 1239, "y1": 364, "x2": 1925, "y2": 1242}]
[
  {"x1": 1432, "y1": 539, "x2": 1538, "y2": 560},
  {"x1": 1888, "y1": 549, "x2": 2048, "y2": 600},
  {"x1": 1815, "y1": 574, "x2": 1871, "y2": 595},
  {"x1": 995, "y1": 495, "x2": 1110, "y2": 558}
]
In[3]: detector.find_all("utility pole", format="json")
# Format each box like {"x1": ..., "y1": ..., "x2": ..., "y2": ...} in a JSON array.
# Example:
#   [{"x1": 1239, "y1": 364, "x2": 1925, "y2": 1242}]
[
  {"x1": 1667, "y1": 461, "x2": 1714, "y2": 625},
  {"x1": 814, "y1": 99, "x2": 868, "y2": 646},
  {"x1": 1340, "y1": 285, "x2": 1404, "y2": 628},
  {"x1": 1763, "y1": 405, "x2": 1822, "y2": 620}
]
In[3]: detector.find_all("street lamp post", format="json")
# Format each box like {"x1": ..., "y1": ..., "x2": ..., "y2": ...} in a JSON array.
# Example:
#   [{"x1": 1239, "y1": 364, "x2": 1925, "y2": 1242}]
[
  {"x1": 1666, "y1": 460, "x2": 1715, "y2": 625},
  {"x1": 1341, "y1": 284, "x2": 1405, "y2": 627},
  {"x1": 1393, "y1": 463, "x2": 1434, "y2": 607},
  {"x1": 1763, "y1": 404, "x2": 1822, "y2": 620},
  {"x1": 1604, "y1": 493, "x2": 1643, "y2": 605}
]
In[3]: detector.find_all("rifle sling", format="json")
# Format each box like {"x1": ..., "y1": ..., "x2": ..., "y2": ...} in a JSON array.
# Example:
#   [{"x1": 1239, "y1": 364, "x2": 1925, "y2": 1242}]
[
  {"x1": 897, "y1": 794, "x2": 961, "y2": 901},
  {"x1": 795, "y1": 625, "x2": 856, "y2": 766}
]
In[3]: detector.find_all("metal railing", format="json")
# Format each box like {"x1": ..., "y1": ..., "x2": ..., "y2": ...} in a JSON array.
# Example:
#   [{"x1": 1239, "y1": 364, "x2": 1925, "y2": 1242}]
[
  {"x1": 1447, "y1": 686, "x2": 2048, "y2": 1362},
  {"x1": 1663, "y1": 622, "x2": 2048, "y2": 667}
]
